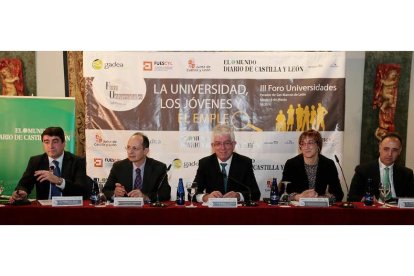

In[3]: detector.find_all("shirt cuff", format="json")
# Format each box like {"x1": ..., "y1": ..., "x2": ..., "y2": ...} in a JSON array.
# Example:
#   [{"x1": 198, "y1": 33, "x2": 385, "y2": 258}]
[
  {"x1": 196, "y1": 193, "x2": 205, "y2": 203},
  {"x1": 56, "y1": 178, "x2": 65, "y2": 190}
]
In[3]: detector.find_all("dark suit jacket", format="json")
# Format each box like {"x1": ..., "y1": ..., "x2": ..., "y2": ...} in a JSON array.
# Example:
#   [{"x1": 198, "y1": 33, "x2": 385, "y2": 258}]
[
  {"x1": 282, "y1": 154, "x2": 344, "y2": 201},
  {"x1": 103, "y1": 157, "x2": 171, "y2": 201},
  {"x1": 16, "y1": 151, "x2": 88, "y2": 199},
  {"x1": 348, "y1": 160, "x2": 414, "y2": 202},
  {"x1": 194, "y1": 152, "x2": 261, "y2": 201}
]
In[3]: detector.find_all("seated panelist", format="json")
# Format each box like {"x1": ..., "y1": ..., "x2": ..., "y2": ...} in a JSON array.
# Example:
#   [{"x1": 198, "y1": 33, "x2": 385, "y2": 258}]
[
  {"x1": 103, "y1": 132, "x2": 171, "y2": 202},
  {"x1": 282, "y1": 130, "x2": 344, "y2": 201},
  {"x1": 11, "y1": 126, "x2": 88, "y2": 203},
  {"x1": 348, "y1": 132, "x2": 414, "y2": 202},
  {"x1": 193, "y1": 124, "x2": 261, "y2": 203}
]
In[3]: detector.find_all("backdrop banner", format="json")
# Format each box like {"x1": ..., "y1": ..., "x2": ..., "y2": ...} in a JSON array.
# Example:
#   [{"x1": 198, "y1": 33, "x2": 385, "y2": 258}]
[
  {"x1": 0, "y1": 97, "x2": 76, "y2": 196},
  {"x1": 84, "y1": 52, "x2": 346, "y2": 200}
]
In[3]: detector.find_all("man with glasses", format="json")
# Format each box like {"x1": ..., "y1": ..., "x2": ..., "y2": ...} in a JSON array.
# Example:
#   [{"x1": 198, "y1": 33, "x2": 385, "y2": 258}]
[
  {"x1": 11, "y1": 126, "x2": 88, "y2": 202},
  {"x1": 193, "y1": 124, "x2": 260, "y2": 203},
  {"x1": 103, "y1": 132, "x2": 171, "y2": 202}
]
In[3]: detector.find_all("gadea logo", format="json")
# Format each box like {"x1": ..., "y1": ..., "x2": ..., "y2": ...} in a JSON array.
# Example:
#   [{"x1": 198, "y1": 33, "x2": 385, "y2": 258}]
[
  {"x1": 92, "y1": 59, "x2": 124, "y2": 70},
  {"x1": 172, "y1": 158, "x2": 182, "y2": 169},
  {"x1": 171, "y1": 158, "x2": 198, "y2": 169}
]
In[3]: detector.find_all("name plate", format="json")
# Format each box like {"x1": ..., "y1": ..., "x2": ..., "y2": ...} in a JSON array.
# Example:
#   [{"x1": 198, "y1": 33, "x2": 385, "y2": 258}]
[
  {"x1": 299, "y1": 197, "x2": 330, "y2": 207},
  {"x1": 398, "y1": 198, "x2": 414, "y2": 208},
  {"x1": 52, "y1": 196, "x2": 83, "y2": 207},
  {"x1": 208, "y1": 198, "x2": 238, "y2": 208},
  {"x1": 114, "y1": 197, "x2": 144, "y2": 207}
]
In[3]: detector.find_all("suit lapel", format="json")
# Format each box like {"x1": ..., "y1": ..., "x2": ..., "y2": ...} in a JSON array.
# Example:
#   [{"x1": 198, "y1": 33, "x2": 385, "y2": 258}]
[
  {"x1": 40, "y1": 153, "x2": 50, "y2": 170},
  {"x1": 210, "y1": 154, "x2": 224, "y2": 192},
  {"x1": 372, "y1": 162, "x2": 381, "y2": 188},
  {"x1": 123, "y1": 160, "x2": 134, "y2": 191},
  {"x1": 298, "y1": 155, "x2": 308, "y2": 189},
  {"x1": 228, "y1": 153, "x2": 237, "y2": 179},
  {"x1": 392, "y1": 165, "x2": 402, "y2": 196},
  {"x1": 227, "y1": 153, "x2": 241, "y2": 192},
  {"x1": 60, "y1": 152, "x2": 71, "y2": 178},
  {"x1": 143, "y1": 158, "x2": 152, "y2": 190},
  {"x1": 36, "y1": 154, "x2": 52, "y2": 198}
]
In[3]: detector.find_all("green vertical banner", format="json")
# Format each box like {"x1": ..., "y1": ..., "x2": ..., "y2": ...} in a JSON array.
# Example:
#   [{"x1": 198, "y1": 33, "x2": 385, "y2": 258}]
[{"x1": 0, "y1": 97, "x2": 75, "y2": 196}]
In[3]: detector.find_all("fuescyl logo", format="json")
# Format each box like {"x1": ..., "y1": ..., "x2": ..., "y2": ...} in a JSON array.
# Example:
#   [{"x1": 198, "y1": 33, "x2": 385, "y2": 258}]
[
  {"x1": 143, "y1": 61, "x2": 152, "y2": 71},
  {"x1": 94, "y1": 158, "x2": 103, "y2": 167}
]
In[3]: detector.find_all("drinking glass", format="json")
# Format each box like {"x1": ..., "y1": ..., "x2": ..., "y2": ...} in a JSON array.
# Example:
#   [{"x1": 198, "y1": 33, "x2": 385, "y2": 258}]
[
  {"x1": 279, "y1": 181, "x2": 291, "y2": 205},
  {"x1": 378, "y1": 182, "x2": 391, "y2": 208},
  {"x1": 186, "y1": 182, "x2": 197, "y2": 208},
  {"x1": 98, "y1": 183, "x2": 107, "y2": 205},
  {"x1": 0, "y1": 180, "x2": 4, "y2": 196}
]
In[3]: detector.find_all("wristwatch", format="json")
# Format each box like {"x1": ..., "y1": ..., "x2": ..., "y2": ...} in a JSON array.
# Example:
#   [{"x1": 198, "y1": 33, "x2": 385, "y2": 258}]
[{"x1": 57, "y1": 177, "x2": 63, "y2": 185}]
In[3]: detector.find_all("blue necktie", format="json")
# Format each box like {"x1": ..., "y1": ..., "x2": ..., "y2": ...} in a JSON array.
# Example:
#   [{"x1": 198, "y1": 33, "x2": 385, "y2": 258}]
[
  {"x1": 51, "y1": 160, "x2": 62, "y2": 197},
  {"x1": 220, "y1": 163, "x2": 228, "y2": 193},
  {"x1": 134, "y1": 168, "x2": 143, "y2": 190}
]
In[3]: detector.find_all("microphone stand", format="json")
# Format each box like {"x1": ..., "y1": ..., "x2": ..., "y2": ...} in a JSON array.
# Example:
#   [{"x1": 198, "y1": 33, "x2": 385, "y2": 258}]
[
  {"x1": 151, "y1": 164, "x2": 171, "y2": 207},
  {"x1": 334, "y1": 155, "x2": 354, "y2": 208},
  {"x1": 227, "y1": 175, "x2": 258, "y2": 207}
]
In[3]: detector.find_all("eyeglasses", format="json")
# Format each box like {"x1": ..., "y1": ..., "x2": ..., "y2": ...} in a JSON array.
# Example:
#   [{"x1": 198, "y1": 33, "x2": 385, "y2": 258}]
[
  {"x1": 212, "y1": 141, "x2": 233, "y2": 148},
  {"x1": 125, "y1": 146, "x2": 143, "y2": 151},
  {"x1": 299, "y1": 141, "x2": 316, "y2": 147}
]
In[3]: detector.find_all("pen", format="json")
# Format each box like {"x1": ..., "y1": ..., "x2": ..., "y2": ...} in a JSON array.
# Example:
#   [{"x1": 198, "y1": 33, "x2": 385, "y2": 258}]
[{"x1": 120, "y1": 185, "x2": 127, "y2": 197}]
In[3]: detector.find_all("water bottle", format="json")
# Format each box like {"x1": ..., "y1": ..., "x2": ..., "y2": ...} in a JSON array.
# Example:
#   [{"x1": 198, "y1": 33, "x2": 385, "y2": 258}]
[
  {"x1": 90, "y1": 177, "x2": 100, "y2": 205},
  {"x1": 270, "y1": 178, "x2": 279, "y2": 205},
  {"x1": 363, "y1": 178, "x2": 374, "y2": 206},
  {"x1": 176, "y1": 178, "x2": 185, "y2": 205}
]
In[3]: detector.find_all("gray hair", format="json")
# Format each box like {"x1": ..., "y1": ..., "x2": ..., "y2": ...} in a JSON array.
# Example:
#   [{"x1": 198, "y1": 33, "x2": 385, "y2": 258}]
[{"x1": 212, "y1": 124, "x2": 235, "y2": 141}]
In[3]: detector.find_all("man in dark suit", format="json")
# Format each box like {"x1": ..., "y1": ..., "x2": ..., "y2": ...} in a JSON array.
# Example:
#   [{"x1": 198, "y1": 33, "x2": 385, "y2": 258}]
[
  {"x1": 349, "y1": 132, "x2": 414, "y2": 202},
  {"x1": 194, "y1": 124, "x2": 260, "y2": 203},
  {"x1": 11, "y1": 126, "x2": 88, "y2": 202},
  {"x1": 103, "y1": 132, "x2": 171, "y2": 202}
]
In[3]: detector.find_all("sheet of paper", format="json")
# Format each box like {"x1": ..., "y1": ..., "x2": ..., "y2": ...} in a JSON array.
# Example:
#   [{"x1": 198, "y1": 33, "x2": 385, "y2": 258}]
[{"x1": 38, "y1": 199, "x2": 53, "y2": 206}]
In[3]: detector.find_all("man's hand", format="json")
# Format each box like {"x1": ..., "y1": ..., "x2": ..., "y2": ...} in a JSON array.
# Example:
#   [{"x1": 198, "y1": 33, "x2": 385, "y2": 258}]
[
  {"x1": 128, "y1": 189, "x2": 145, "y2": 198},
  {"x1": 34, "y1": 170, "x2": 60, "y2": 184},
  {"x1": 114, "y1": 183, "x2": 127, "y2": 197},
  {"x1": 223, "y1": 191, "x2": 240, "y2": 200},
  {"x1": 10, "y1": 189, "x2": 28, "y2": 203},
  {"x1": 202, "y1": 191, "x2": 223, "y2": 202}
]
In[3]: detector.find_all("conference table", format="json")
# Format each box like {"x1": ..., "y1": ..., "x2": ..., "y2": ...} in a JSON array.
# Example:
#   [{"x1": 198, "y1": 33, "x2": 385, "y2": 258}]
[{"x1": 1, "y1": 200, "x2": 414, "y2": 225}]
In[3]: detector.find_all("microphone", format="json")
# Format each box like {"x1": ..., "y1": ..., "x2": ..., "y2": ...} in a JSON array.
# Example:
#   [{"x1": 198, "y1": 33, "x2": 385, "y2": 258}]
[
  {"x1": 151, "y1": 164, "x2": 171, "y2": 207},
  {"x1": 226, "y1": 174, "x2": 258, "y2": 207},
  {"x1": 334, "y1": 154, "x2": 354, "y2": 208}
]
